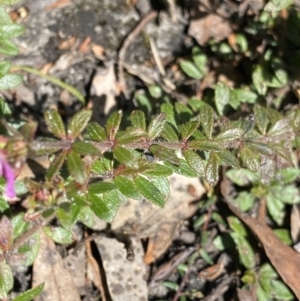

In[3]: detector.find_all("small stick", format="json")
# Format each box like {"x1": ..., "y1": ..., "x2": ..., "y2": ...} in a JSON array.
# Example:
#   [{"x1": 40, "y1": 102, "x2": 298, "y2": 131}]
[{"x1": 117, "y1": 11, "x2": 158, "y2": 98}]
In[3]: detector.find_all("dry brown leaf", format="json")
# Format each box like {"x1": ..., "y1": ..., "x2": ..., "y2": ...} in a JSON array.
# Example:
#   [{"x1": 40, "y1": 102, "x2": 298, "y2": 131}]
[
  {"x1": 89, "y1": 64, "x2": 117, "y2": 124},
  {"x1": 91, "y1": 43, "x2": 105, "y2": 60},
  {"x1": 221, "y1": 176, "x2": 300, "y2": 300},
  {"x1": 291, "y1": 204, "x2": 300, "y2": 243},
  {"x1": 45, "y1": 0, "x2": 72, "y2": 10},
  {"x1": 32, "y1": 232, "x2": 81, "y2": 301},
  {"x1": 112, "y1": 174, "x2": 205, "y2": 263},
  {"x1": 94, "y1": 236, "x2": 148, "y2": 301},
  {"x1": 188, "y1": 14, "x2": 232, "y2": 46},
  {"x1": 79, "y1": 36, "x2": 91, "y2": 54}
]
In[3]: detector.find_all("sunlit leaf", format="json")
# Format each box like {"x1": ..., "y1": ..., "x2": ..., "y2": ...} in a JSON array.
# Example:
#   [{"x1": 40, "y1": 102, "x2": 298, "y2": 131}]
[
  {"x1": 0, "y1": 24, "x2": 24, "y2": 39},
  {"x1": 106, "y1": 110, "x2": 122, "y2": 140},
  {"x1": 12, "y1": 283, "x2": 44, "y2": 301},
  {"x1": 266, "y1": 192, "x2": 285, "y2": 225},
  {"x1": 252, "y1": 65, "x2": 268, "y2": 96},
  {"x1": 271, "y1": 280, "x2": 294, "y2": 300},
  {"x1": 72, "y1": 141, "x2": 100, "y2": 156},
  {"x1": 179, "y1": 121, "x2": 200, "y2": 140},
  {"x1": 165, "y1": 159, "x2": 198, "y2": 178},
  {"x1": 233, "y1": 192, "x2": 256, "y2": 212},
  {"x1": 147, "y1": 113, "x2": 166, "y2": 140},
  {"x1": 116, "y1": 127, "x2": 146, "y2": 144},
  {"x1": 0, "y1": 73, "x2": 22, "y2": 90},
  {"x1": 46, "y1": 150, "x2": 67, "y2": 181},
  {"x1": 0, "y1": 61, "x2": 10, "y2": 78},
  {"x1": 183, "y1": 149, "x2": 205, "y2": 176},
  {"x1": 141, "y1": 163, "x2": 173, "y2": 177},
  {"x1": 113, "y1": 176, "x2": 142, "y2": 200},
  {"x1": 273, "y1": 229, "x2": 292, "y2": 245},
  {"x1": 67, "y1": 150, "x2": 86, "y2": 185},
  {"x1": 254, "y1": 105, "x2": 269, "y2": 135},
  {"x1": 0, "y1": 261, "x2": 13, "y2": 300},
  {"x1": 215, "y1": 128, "x2": 243, "y2": 142},
  {"x1": 130, "y1": 110, "x2": 146, "y2": 130},
  {"x1": 179, "y1": 59, "x2": 204, "y2": 80},
  {"x1": 205, "y1": 152, "x2": 219, "y2": 185},
  {"x1": 239, "y1": 146, "x2": 260, "y2": 171},
  {"x1": 264, "y1": 0, "x2": 294, "y2": 12},
  {"x1": 134, "y1": 175, "x2": 165, "y2": 207},
  {"x1": 228, "y1": 216, "x2": 247, "y2": 236},
  {"x1": 188, "y1": 139, "x2": 221, "y2": 151},
  {"x1": 215, "y1": 82, "x2": 230, "y2": 115},
  {"x1": 277, "y1": 168, "x2": 300, "y2": 184},
  {"x1": 199, "y1": 104, "x2": 214, "y2": 138},
  {"x1": 0, "y1": 39, "x2": 19, "y2": 56},
  {"x1": 85, "y1": 122, "x2": 107, "y2": 141},
  {"x1": 150, "y1": 177, "x2": 170, "y2": 200},
  {"x1": 226, "y1": 168, "x2": 260, "y2": 186},
  {"x1": 160, "y1": 123, "x2": 179, "y2": 141},
  {"x1": 43, "y1": 226, "x2": 73, "y2": 244},
  {"x1": 113, "y1": 145, "x2": 135, "y2": 164},
  {"x1": 88, "y1": 181, "x2": 116, "y2": 194},
  {"x1": 217, "y1": 150, "x2": 240, "y2": 168},
  {"x1": 160, "y1": 103, "x2": 177, "y2": 128},
  {"x1": 67, "y1": 109, "x2": 92, "y2": 140}
]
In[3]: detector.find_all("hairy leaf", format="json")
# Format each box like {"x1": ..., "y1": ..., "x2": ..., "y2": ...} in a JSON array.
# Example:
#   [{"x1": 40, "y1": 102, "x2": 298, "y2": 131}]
[
  {"x1": 85, "y1": 122, "x2": 107, "y2": 141},
  {"x1": 205, "y1": 152, "x2": 219, "y2": 185},
  {"x1": 183, "y1": 149, "x2": 205, "y2": 176},
  {"x1": 179, "y1": 120, "x2": 200, "y2": 140},
  {"x1": 130, "y1": 110, "x2": 146, "y2": 130},
  {"x1": 106, "y1": 110, "x2": 122, "y2": 140},
  {"x1": 67, "y1": 109, "x2": 92, "y2": 140},
  {"x1": 149, "y1": 144, "x2": 180, "y2": 165},
  {"x1": 67, "y1": 150, "x2": 86, "y2": 185},
  {"x1": 147, "y1": 113, "x2": 166, "y2": 140},
  {"x1": 199, "y1": 104, "x2": 214, "y2": 138},
  {"x1": 113, "y1": 176, "x2": 142, "y2": 200}
]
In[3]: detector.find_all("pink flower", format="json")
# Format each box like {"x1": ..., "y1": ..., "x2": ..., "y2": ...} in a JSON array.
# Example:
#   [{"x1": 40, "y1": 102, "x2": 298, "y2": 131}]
[{"x1": 0, "y1": 156, "x2": 15, "y2": 199}]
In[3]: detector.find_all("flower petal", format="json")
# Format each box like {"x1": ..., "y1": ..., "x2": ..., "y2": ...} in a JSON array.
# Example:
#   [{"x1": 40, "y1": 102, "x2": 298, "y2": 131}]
[{"x1": 1, "y1": 159, "x2": 15, "y2": 198}]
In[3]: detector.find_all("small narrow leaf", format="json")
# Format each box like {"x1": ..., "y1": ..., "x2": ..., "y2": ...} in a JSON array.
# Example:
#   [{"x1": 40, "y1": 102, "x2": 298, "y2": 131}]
[
  {"x1": 46, "y1": 150, "x2": 67, "y2": 181},
  {"x1": 147, "y1": 113, "x2": 166, "y2": 140},
  {"x1": 116, "y1": 127, "x2": 146, "y2": 144},
  {"x1": 150, "y1": 177, "x2": 170, "y2": 199},
  {"x1": 141, "y1": 163, "x2": 173, "y2": 177},
  {"x1": 0, "y1": 261, "x2": 13, "y2": 300},
  {"x1": 0, "y1": 39, "x2": 19, "y2": 56},
  {"x1": 88, "y1": 182, "x2": 116, "y2": 194},
  {"x1": 179, "y1": 59, "x2": 204, "y2": 79},
  {"x1": 199, "y1": 104, "x2": 214, "y2": 138},
  {"x1": 149, "y1": 144, "x2": 180, "y2": 165},
  {"x1": 67, "y1": 150, "x2": 86, "y2": 184},
  {"x1": 188, "y1": 139, "x2": 221, "y2": 151},
  {"x1": 264, "y1": 0, "x2": 294, "y2": 11},
  {"x1": 205, "y1": 152, "x2": 219, "y2": 185},
  {"x1": 134, "y1": 175, "x2": 165, "y2": 207},
  {"x1": 106, "y1": 110, "x2": 122, "y2": 140},
  {"x1": 160, "y1": 123, "x2": 179, "y2": 141},
  {"x1": 160, "y1": 103, "x2": 177, "y2": 128},
  {"x1": 226, "y1": 168, "x2": 260, "y2": 186},
  {"x1": 0, "y1": 24, "x2": 24, "y2": 39},
  {"x1": 113, "y1": 146, "x2": 135, "y2": 164},
  {"x1": 166, "y1": 159, "x2": 198, "y2": 177},
  {"x1": 254, "y1": 105, "x2": 269, "y2": 135},
  {"x1": 228, "y1": 216, "x2": 247, "y2": 236},
  {"x1": 67, "y1": 109, "x2": 92, "y2": 140},
  {"x1": 113, "y1": 176, "x2": 142, "y2": 200},
  {"x1": 216, "y1": 128, "x2": 243, "y2": 142},
  {"x1": 130, "y1": 110, "x2": 146, "y2": 130},
  {"x1": 252, "y1": 65, "x2": 268, "y2": 96},
  {"x1": 239, "y1": 146, "x2": 260, "y2": 171},
  {"x1": 183, "y1": 149, "x2": 205, "y2": 176},
  {"x1": 72, "y1": 141, "x2": 100, "y2": 156},
  {"x1": 85, "y1": 122, "x2": 107, "y2": 141},
  {"x1": 179, "y1": 120, "x2": 200, "y2": 140}
]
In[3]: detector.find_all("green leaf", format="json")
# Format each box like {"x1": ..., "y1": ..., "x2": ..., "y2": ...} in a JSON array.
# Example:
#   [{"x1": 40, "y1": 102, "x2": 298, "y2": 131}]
[
  {"x1": 148, "y1": 85, "x2": 162, "y2": 98},
  {"x1": 228, "y1": 216, "x2": 248, "y2": 236},
  {"x1": 134, "y1": 91, "x2": 152, "y2": 115},
  {"x1": 271, "y1": 185, "x2": 300, "y2": 205},
  {"x1": 215, "y1": 82, "x2": 230, "y2": 115},
  {"x1": 188, "y1": 139, "x2": 221, "y2": 151},
  {"x1": 192, "y1": 46, "x2": 207, "y2": 74},
  {"x1": 0, "y1": 24, "x2": 24, "y2": 39},
  {"x1": 175, "y1": 102, "x2": 194, "y2": 122},
  {"x1": 113, "y1": 176, "x2": 142, "y2": 200},
  {"x1": 72, "y1": 141, "x2": 100, "y2": 156},
  {"x1": 230, "y1": 88, "x2": 258, "y2": 106},
  {"x1": 46, "y1": 150, "x2": 67, "y2": 181},
  {"x1": 233, "y1": 192, "x2": 256, "y2": 212},
  {"x1": 0, "y1": 61, "x2": 10, "y2": 78},
  {"x1": 88, "y1": 182, "x2": 116, "y2": 194},
  {"x1": 254, "y1": 105, "x2": 269, "y2": 135},
  {"x1": 226, "y1": 168, "x2": 260, "y2": 186},
  {"x1": 160, "y1": 103, "x2": 177, "y2": 128},
  {"x1": 166, "y1": 159, "x2": 198, "y2": 177},
  {"x1": 273, "y1": 229, "x2": 292, "y2": 245},
  {"x1": 12, "y1": 283, "x2": 44, "y2": 301},
  {"x1": 44, "y1": 109, "x2": 66, "y2": 139},
  {"x1": 116, "y1": 127, "x2": 146, "y2": 144},
  {"x1": 266, "y1": 192, "x2": 285, "y2": 225},
  {"x1": 77, "y1": 206, "x2": 96, "y2": 228},
  {"x1": 0, "y1": 73, "x2": 22, "y2": 90},
  {"x1": 20, "y1": 231, "x2": 40, "y2": 266},
  {"x1": 147, "y1": 113, "x2": 166, "y2": 140},
  {"x1": 0, "y1": 7, "x2": 13, "y2": 25},
  {"x1": 134, "y1": 175, "x2": 165, "y2": 207},
  {"x1": 149, "y1": 144, "x2": 180, "y2": 165},
  {"x1": 0, "y1": 196, "x2": 9, "y2": 212},
  {"x1": 113, "y1": 145, "x2": 135, "y2": 164},
  {"x1": 216, "y1": 128, "x2": 244, "y2": 142},
  {"x1": 179, "y1": 120, "x2": 200, "y2": 140},
  {"x1": 11, "y1": 213, "x2": 29, "y2": 240},
  {"x1": 67, "y1": 150, "x2": 86, "y2": 185},
  {"x1": 0, "y1": 0, "x2": 22, "y2": 5},
  {"x1": 231, "y1": 233, "x2": 255, "y2": 269},
  {"x1": 239, "y1": 146, "x2": 260, "y2": 171},
  {"x1": 57, "y1": 203, "x2": 81, "y2": 230},
  {"x1": 264, "y1": 0, "x2": 294, "y2": 12},
  {"x1": 216, "y1": 150, "x2": 240, "y2": 169},
  {"x1": 0, "y1": 261, "x2": 13, "y2": 300},
  {"x1": 179, "y1": 59, "x2": 204, "y2": 80},
  {"x1": 67, "y1": 109, "x2": 92, "y2": 140},
  {"x1": 150, "y1": 177, "x2": 170, "y2": 199},
  {"x1": 271, "y1": 280, "x2": 294, "y2": 300},
  {"x1": 130, "y1": 110, "x2": 146, "y2": 130},
  {"x1": 85, "y1": 122, "x2": 107, "y2": 141},
  {"x1": 0, "y1": 39, "x2": 19, "y2": 56},
  {"x1": 277, "y1": 168, "x2": 300, "y2": 184},
  {"x1": 268, "y1": 118, "x2": 291, "y2": 137},
  {"x1": 252, "y1": 65, "x2": 268, "y2": 95},
  {"x1": 183, "y1": 149, "x2": 205, "y2": 176},
  {"x1": 160, "y1": 123, "x2": 179, "y2": 141},
  {"x1": 106, "y1": 110, "x2": 122, "y2": 140},
  {"x1": 43, "y1": 226, "x2": 73, "y2": 244},
  {"x1": 199, "y1": 104, "x2": 214, "y2": 138},
  {"x1": 141, "y1": 163, "x2": 173, "y2": 177},
  {"x1": 89, "y1": 190, "x2": 120, "y2": 222},
  {"x1": 205, "y1": 152, "x2": 219, "y2": 185}
]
